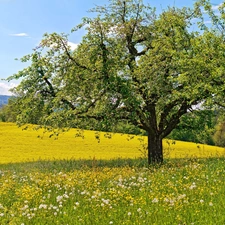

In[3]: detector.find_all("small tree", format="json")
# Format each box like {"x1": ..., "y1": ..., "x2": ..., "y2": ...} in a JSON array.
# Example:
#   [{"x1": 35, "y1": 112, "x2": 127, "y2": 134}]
[
  {"x1": 213, "y1": 122, "x2": 225, "y2": 147},
  {"x1": 7, "y1": 0, "x2": 225, "y2": 164}
]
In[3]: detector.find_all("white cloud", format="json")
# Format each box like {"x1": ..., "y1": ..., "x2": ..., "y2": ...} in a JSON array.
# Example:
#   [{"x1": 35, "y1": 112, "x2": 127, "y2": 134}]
[
  {"x1": 204, "y1": 20, "x2": 212, "y2": 24},
  {"x1": 68, "y1": 41, "x2": 78, "y2": 50},
  {"x1": 0, "y1": 82, "x2": 17, "y2": 95},
  {"x1": 212, "y1": 3, "x2": 223, "y2": 10},
  {"x1": 47, "y1": 41, "x2": 78, "y2": 51},
  {"x1": 10, "y1": 33, "x2": 28, "y2": 37}
]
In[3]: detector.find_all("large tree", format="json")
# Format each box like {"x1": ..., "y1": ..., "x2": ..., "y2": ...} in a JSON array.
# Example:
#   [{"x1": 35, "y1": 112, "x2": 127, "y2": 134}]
[{"x1": 7, "y1": 0, "x2": 225, "y2": 164}]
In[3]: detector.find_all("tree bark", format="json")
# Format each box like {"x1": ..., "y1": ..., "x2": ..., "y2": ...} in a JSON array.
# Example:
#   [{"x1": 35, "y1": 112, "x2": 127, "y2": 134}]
[{"x1": 147, "y1": 133, "x2": 163, "y2": 164}]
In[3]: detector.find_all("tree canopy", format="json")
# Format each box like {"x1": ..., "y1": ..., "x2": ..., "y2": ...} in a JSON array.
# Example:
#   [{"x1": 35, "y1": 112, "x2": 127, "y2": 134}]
[{"x1": 7, "y1": 0, "x2": 225, "y2": 164}]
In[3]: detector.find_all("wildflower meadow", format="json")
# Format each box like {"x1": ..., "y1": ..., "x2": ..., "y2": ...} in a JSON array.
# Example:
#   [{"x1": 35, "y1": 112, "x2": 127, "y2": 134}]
[{"x1": 0, "y1": 122, "x2": 225, "y2": 224}]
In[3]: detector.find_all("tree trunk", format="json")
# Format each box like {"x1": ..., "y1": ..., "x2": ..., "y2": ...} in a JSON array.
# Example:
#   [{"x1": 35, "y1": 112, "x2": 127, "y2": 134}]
[{"x1": 148, "y1": 133, "x2": 163, "y2": 164}]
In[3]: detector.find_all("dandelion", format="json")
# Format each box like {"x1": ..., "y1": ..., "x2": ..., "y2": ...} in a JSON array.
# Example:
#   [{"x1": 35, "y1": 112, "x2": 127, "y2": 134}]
[
  {"x1": 102, "y1": 198, "x2": 110, "y2": 204},
  {"x1": 164, "y1": 198, "x2": 169, "y2": 202},
  {"x1": 189, "y1": 182, "x2": 197, "y2": 190},
  {"x1": 56, "y1": 196, "x2": 63, "y2": 202},
  {"x1": 200, "y1": 199, "x2": 204, "y2": 203},
  {"x1": 169, "y1": 199, "x2": 175, "y2": 206},
  {"x1": 21, "y1": 205, "x2": 29, "y2": 211},
  {"x1": 0, "y1": 213, "x2": 4, "y2": 217},
  {"x1": 109, "y1": 221, "x2": 113, "y2": 224},
  {"x1": 39, "y1": 204, "x2": 48, "y2": 209},
  {"x1": 152, "y1": 198, "x2": 159, "y2": 203},
  {"x1": 177, "y1": 194, "x2": 186, "y2": 200},
  {"x1": 63, "y1": 193, "x2": 69, "y2": 199},
  {"x1": 128, "y1": 212, "x2": 132, "y2": 216},
  {"x1": 137, "y1": 208, "x2": 141, "y2": 212}
]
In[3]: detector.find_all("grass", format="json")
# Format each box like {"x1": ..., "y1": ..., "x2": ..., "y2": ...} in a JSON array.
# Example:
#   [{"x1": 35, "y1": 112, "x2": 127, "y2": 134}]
[
  {"x1": 1, "y1": 158, "x2": 225, "y2": 224},
  {"x1": 0, "y1": 122, "x2": 225, "y2": 224}
]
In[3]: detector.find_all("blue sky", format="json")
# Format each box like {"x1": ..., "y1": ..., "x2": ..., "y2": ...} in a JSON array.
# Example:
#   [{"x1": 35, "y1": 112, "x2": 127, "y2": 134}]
[{"x1": 0, "y1": 0, "x2": 222, "y2": 95}]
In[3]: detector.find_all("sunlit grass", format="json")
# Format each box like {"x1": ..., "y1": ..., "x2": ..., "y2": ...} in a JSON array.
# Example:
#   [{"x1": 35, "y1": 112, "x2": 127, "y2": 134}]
[{"x1": 0, "y1": 158, "x2": 225, "y2": 224}]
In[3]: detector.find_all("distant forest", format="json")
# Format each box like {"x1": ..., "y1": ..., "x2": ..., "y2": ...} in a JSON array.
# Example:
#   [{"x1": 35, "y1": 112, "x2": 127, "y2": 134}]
[{"x1": 0, "y1": 95, "x2": 11, "y2": 107}]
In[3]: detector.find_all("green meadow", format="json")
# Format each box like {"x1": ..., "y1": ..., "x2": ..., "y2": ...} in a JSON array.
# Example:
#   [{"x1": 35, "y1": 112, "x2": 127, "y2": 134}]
[{"x1": 0, "y1": 122, "x2": 225, "y2": 224}]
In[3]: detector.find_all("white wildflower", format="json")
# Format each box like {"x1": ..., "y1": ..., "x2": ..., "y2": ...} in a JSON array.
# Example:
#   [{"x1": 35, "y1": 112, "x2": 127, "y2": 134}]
[
  {"x1": 189, "y1": 182, "x2": 197, "y2": 190},
  {"x1": 152, "y1": 198, "x2": 159, "y2": 203},
  {"x1": 39, "y1": 204, "x2": 47, "y2": 209},
  {"x1": 137, "y1": 208, "x2": 141, "y2": 212},
  {"x1": 56, "y1": 196, "x2": 63, "y2": 202}
]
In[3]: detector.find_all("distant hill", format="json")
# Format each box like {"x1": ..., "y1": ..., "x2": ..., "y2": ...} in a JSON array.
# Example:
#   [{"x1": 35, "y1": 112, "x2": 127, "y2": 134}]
[{"x1": 0, "y1": 95, "x2": 11, "y2": 107}]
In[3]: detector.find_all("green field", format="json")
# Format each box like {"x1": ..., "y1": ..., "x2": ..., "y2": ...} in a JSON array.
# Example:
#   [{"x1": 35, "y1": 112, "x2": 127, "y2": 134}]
[{"x1": 0, "y1": 122, "x2": 225, "y2": 224}]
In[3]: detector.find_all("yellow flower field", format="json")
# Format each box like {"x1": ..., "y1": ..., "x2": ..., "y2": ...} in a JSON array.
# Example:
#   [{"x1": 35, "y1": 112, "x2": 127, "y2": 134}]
[{"x1": 0, "y1": 122, "x2": 224, "y2": 164}]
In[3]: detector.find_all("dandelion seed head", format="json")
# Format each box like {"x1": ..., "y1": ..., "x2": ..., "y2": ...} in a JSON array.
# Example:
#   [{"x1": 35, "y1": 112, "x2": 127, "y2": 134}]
[{"x1": 152, "y1": 198, "x2": 159, "y2": 203}]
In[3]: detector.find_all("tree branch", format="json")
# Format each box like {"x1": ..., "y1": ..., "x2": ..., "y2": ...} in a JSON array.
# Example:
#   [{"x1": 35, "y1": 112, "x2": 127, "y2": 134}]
[{"x1": 161, "y1": 101, "x2": 189, "y2": 138}]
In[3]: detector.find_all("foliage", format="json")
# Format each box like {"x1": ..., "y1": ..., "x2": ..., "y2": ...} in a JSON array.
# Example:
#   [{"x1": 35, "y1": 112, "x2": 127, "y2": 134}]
[
  {"x1": 194, "y1": 0, "x2": 225, "y2": 147},
  {"x1": 194, "y1": 0, "x2": 225, "y2": 107},
  {"x1": 212, "y1": 111, "x2": 225, "y2": 147},
  {"x1": 7, "y1": 0, "x2": 225, "y2": 163},
  {"x1": 0, "y1": 97, "x2": 17, "y2": 122},
  {"x1": 169, "y1": 110, "x2": 216, "y2": 145},
  {"x1": 213, "y1": 122, "x2": 225, "y2": 147}
]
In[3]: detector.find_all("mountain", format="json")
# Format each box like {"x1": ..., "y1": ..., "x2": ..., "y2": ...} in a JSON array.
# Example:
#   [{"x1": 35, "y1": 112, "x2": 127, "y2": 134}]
[{"x1": 0, "y1": 95, "x2": 11, "y2": 107}]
